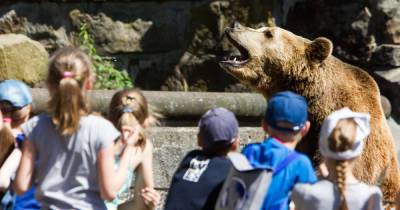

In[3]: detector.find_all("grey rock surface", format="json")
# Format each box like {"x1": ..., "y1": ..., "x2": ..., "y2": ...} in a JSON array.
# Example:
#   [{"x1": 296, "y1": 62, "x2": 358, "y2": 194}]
[
  {"x1": 0, "y1": 10, "x2": 70, "y2": 52},
  {"x1": 70, "y1": 9, "x2": 153, "y2": 54},
  {"x1": 372, "y1": 44, "x2": 400, "y2": 67}
]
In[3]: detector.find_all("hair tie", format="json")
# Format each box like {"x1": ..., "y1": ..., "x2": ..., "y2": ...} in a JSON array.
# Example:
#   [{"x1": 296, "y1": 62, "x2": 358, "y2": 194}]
[
  {"x1": 3, "y1": 118, "x2": 12, "y2": 123},
  {"x1": 63, "y1": 71, "x2": 74, "y2": 78},
  {"x1": 122, "y1": 107, "x2": 134, "y2": 113}
]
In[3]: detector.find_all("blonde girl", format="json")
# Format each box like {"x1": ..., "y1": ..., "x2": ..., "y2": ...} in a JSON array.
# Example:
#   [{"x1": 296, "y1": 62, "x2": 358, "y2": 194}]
[
  {"x1": 15, "y1": 47, "x2": 139, "y2": 210},
  {"x1": 292, "y1": 107, "x2": 383, "y2": 210},
  {"x1": 106, "y1": 89, "x2": 160, "y2": 210}
]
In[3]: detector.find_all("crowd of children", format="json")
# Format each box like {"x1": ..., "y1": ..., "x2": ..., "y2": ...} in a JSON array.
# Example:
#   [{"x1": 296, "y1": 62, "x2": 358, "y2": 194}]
[{"x1": 0, "y1": 46, "x2": 392, "y2": 210}]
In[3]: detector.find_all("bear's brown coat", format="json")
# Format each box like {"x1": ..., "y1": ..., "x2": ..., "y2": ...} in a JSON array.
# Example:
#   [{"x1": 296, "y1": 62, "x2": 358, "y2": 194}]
[{"x1": 220, "y1": 23, "x2": 399, "y2": 201}]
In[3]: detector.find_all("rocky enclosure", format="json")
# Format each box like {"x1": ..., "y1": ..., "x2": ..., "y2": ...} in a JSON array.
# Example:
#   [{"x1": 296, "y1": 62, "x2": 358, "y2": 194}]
[{"x1": 1, "y1": 0, "x2": 400, "y2": 119}]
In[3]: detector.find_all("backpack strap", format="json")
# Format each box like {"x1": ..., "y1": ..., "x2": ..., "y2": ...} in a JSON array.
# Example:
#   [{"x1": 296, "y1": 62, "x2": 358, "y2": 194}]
[{"x1": 273, "y1": 151, "x2": 300, "y2": 175}]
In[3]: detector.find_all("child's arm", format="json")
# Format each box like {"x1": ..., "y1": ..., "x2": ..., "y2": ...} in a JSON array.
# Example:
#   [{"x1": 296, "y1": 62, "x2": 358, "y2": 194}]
[
  {"x1": 131, "y1": 141, "x2": 159, "y2": 210},
  {"x1": 0, "y1": 148, "x2": 21, "y2": 190},
  {"x1": 14, "y1": 139, "x2": 35, "y2": 195},
  {"x1": 97, "y1": 126, "x2": 139, "y2": 201}
]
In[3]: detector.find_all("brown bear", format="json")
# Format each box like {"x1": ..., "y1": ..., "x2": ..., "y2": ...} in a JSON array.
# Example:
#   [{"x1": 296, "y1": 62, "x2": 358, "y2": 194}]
[{"x1": 220, "y1": 22, "x2": 400, "y2": 202}]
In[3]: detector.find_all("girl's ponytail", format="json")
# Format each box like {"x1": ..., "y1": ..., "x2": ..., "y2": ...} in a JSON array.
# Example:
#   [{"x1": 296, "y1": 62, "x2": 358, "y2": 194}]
[
  {"x1": 47, "y1": 47, "x2": 92, "y2": 135},
  {"x1": 327, "y1": 119, "x2": 357, "y2": 210}
]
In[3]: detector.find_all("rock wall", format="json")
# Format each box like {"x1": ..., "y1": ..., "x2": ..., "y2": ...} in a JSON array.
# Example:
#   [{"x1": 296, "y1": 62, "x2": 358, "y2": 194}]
[{"x1": 1, "y1": 0, "x2": 400, "y2": 118}]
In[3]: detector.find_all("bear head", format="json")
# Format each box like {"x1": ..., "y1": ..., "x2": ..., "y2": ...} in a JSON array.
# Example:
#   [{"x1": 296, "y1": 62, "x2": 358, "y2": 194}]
[{"x1": 219, "y1": 23, "x2": 333, "y2": 98}]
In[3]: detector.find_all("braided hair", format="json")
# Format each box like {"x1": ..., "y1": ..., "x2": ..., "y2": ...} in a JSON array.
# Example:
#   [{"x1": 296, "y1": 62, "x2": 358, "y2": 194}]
[{"x1": 327, "y1": 118, "x2": 357, "y2": 210}]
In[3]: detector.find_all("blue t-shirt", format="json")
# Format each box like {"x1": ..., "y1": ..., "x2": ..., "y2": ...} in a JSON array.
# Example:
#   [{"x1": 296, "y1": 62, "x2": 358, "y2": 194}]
[{"x1": 242, "y1": 137, "x2": 317, "y2": 210}]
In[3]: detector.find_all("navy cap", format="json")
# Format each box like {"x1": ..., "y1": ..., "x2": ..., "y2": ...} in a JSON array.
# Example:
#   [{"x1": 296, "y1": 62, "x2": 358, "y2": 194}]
[
  {"x1": 199, "y1": 108, "x2": 239, "y2": 150},
  {"x1": 265, "y1": 91, "x2": 308, "y2": 132},
  {"x1": 0, "y1": 80, "x2": 32, "y2": 108}
]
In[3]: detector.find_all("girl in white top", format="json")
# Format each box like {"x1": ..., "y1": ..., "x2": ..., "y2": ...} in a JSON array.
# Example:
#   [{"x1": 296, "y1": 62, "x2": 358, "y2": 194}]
[
  {"x1": 105, "y1": 89, "x2": 160, "y2": 210},
  {"x1": 15, "y1": 47, "x2": 140, "y2": 210},
  {"x1": 292, "y1": 107, "x2": 383, "y2": 210}
]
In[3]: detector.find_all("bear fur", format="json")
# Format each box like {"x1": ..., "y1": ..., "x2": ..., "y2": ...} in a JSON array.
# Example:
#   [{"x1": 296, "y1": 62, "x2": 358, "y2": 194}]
[{"x1": 220, "y1": 23, "x2": 400, "y2": 201}]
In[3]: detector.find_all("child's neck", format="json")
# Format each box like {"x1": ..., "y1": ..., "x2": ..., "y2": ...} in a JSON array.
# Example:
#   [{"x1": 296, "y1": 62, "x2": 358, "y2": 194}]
[{"x1": 270, "y1": 135, "x2": 297, "y2": 149}]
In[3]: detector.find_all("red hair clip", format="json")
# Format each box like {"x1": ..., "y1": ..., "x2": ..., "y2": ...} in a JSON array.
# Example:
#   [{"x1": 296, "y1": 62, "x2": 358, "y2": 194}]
[
  {"x1": 63, "y1": 71, "x2": 74, "y2": 78},
  {"x1": 3, "y1": 118, "x2": 12, "y2": 123}
]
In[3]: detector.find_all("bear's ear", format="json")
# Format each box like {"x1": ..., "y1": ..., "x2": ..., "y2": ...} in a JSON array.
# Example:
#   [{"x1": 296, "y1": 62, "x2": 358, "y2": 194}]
[{"x1": 306, "y1": 37, "x2": 333, "y2": 63}]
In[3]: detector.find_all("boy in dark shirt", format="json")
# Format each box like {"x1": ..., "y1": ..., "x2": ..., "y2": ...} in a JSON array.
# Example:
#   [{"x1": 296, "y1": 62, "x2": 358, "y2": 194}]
[{"x1": 164, "y1": 108, "x2": 240, "y2": 210}]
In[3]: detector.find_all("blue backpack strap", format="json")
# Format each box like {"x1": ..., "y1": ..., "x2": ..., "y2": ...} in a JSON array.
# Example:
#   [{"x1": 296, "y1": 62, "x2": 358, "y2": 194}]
[{"x1": 273, "y1": 151, "x2": 300, "y2": 175}]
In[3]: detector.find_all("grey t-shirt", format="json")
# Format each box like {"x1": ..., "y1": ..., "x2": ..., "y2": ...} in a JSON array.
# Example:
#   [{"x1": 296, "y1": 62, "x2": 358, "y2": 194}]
[
  {"x1": 22, "y1": 113, "x2": 120, "y2": 210},
  {"x1": 292, "y1": 180, "x2": 383, "y2": 210}
]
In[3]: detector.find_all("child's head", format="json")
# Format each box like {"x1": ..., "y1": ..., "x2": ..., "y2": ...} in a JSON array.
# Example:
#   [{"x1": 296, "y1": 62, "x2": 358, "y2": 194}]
[
  {"x1": 319, "y1": 107, "x2": 370, "y2": 210},
  {"x1": 0, "y1": 80, "x2": 33, "y2": 166},
  {"x1": 197, "y1": 108, "x2": 240, "y2": 156},
  {"x1": 109, "y1": 89, "x2": 155, "y2": 147},
  {"x1": 262, "y1": 91, "x2": 310, "y2": 143},
  {"x1": 47, "y1": 47, "x2": 93, "y2": 135},
  {"x1": 0, "y1": 80, "x2": 32, "y2": 127}
]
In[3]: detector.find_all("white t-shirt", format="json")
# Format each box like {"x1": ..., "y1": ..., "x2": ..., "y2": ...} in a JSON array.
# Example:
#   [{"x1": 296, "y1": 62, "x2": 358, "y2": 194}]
[
  {"x1": 22, "y1": 113, "x2": 120, "y2": 210},
  {"x1": 292, "y1": 179, "x2": 383, "y2": 210}
]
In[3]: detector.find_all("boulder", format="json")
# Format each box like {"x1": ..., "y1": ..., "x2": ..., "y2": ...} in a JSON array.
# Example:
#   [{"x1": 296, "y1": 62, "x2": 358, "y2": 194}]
[
  {"x1": 0, "y1": 34, "x2": 48, "y2": 85},
  {"x1": 368, "y1": 0, "x2": 400, "y2": 44},
  {"x1": 0, "y1": 10, "x2": 70, "y2": 52},
  {"x1": 69, "y1": 9, "x2": 153, "y2": 54},
  {"x1": 371, "y1": 44, "x2": 400, "y2": 67}
]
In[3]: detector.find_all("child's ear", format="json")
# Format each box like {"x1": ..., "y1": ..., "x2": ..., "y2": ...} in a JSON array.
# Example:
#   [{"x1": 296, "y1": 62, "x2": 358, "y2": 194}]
[
  {"x1": 300, "y1": 121, "x2": 311, "y2": 137},
  {"x1": 231, "y1": 138, "x2": 240, "y2": 151},
  {"x1": 83, "y1": 77, "x2": 93, "y2": 90}
]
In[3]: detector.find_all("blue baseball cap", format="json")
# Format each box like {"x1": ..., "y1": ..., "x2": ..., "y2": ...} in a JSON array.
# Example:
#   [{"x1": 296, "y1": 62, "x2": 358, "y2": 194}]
[
  {"x1": 265, "y1": 91, "x2": 308, "y2": 132},
  {"x1": 0, "y1": 80, "x2": 33, "y2": 108},
  {"x1": 199, "y1": 108, "x2": 239, "y2": 150}
]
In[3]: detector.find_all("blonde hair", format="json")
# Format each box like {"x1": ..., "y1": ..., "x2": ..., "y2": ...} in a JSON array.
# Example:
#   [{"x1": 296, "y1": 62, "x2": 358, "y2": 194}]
[
  {"x1": 328, "y1": 118, "x2": 357, "y2": 210},
  {"x1": 47, "y1": 47, "x2": 93, "y2": 135},
  {"x1": 109, "y1": 89, "x2": 160, "y2": 147}
]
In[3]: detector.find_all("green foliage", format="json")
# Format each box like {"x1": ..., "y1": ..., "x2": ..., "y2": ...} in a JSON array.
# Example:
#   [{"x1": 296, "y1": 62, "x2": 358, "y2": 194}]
[{"x1": 77, "y1": 24, "x2": 133, "y2": 89}]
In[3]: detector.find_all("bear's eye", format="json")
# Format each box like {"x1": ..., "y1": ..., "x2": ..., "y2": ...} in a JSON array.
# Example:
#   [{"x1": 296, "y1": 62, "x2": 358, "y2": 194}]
[{"x1": 264, "y1": 30, "x2": 273, "y2": 38}]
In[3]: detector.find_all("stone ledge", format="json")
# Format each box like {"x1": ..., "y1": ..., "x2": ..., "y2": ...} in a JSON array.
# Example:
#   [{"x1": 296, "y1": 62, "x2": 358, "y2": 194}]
[
  {"x1": 147, "y1": 126, "x2": 264, "y2": 189},
  {"x1": 30, "y1": 88, "x2": 267, "y2": 124}
]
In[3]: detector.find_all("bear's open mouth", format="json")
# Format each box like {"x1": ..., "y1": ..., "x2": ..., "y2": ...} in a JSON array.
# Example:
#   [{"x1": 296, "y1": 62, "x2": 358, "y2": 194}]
[{"x1": 220, "y1": 33, "x2": 250, "y2": 67}]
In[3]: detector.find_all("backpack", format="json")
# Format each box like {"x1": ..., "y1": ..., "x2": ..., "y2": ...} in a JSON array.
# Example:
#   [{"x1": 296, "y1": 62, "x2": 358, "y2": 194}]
[{"x1": 215, "y1": 151, "x2": 300, "y2": 210}]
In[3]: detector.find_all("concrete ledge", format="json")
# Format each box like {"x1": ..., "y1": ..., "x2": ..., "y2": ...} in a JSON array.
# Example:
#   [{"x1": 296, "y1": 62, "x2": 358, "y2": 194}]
[
  {"x1": 30, "y1": 89, "x2": 266, "y2": 124},
  {"x1": 148, "y1": 127, "x2": 264, "y2": 189}
]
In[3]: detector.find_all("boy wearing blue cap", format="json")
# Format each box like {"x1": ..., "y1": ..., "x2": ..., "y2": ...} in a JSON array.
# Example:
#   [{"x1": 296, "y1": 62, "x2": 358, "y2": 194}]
[
  {"x1": 0, "y1": 80, "x2": 41, "y2": 210},
  {"x1": 164, "y1": 108, "x2": 240, "y2": 210},
  {"x1": 242, "y1": 91, "x2": 316, "y2": 210}
]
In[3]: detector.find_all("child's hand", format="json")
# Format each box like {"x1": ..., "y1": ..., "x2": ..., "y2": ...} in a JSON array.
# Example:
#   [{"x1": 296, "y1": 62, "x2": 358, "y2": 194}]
[
  {"x1": 121, "y1": 125, "x2": 140, "y2": 146},
  {"x1": 141, "y1": 187, "x2": 160, "y2": 209}
]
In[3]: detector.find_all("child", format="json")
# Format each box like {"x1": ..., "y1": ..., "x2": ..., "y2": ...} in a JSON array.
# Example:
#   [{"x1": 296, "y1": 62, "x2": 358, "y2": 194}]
[
  {"x1": 242, "y1": 91, "x2": 317, "y2": 210},
  {"x1": 106, "y1": 89, "x2": 160, "y2": 210},
  {"x1": 292, "y1": 107, "x2": 383, "y2": 210},
  {"x1": 0, "y1": 80, "x2": 40, "y2": 210},
  {"x1": 164, "y1": 107, "x2": 240, "y2": 210},
  {"x1": 15, "y1": 47, "x2": 139, "y2": 210}
]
